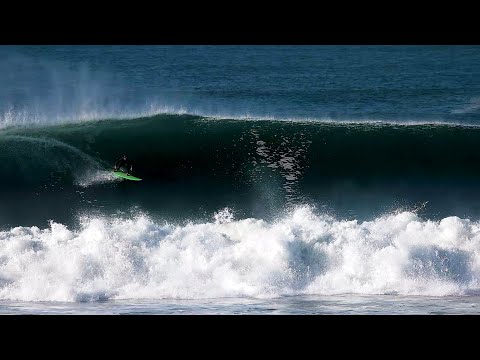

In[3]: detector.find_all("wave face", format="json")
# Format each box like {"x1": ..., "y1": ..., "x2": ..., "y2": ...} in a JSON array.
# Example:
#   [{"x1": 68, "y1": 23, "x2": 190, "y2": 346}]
[
  {"x1": 2, "y1": 114, "x2": 480, "y2": 227},
  {"x1": 1, "y1": 206, "x2": 479, "y2": 301}
]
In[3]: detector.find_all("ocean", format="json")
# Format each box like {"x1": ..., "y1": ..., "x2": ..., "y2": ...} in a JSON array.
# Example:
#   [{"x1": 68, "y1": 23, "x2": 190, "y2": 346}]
[{"x1": 1, "y1": 45, "x2": 480, "y2": 314}]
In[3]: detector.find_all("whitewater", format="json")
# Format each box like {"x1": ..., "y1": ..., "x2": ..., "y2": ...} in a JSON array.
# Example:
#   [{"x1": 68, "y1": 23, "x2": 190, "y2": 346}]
[{"x1": 1, "y1": 206, "x2": 479, "y2": 305}]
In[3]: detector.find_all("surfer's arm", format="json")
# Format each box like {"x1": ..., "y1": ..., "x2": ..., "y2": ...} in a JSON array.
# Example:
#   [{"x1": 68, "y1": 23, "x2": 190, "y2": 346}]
[{"x1": 114, "y1": 159, "x2": 122, "y2": 170}]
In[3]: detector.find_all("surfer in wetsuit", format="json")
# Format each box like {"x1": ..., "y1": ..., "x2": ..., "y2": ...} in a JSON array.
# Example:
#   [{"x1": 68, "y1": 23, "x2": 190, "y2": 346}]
[{"x1": 114, "y1": 155, "x2": 133, "y2": 175}]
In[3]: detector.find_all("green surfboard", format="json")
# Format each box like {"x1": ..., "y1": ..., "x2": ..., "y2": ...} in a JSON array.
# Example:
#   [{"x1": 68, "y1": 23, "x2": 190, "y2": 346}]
[{"x1": 113, "y1": 171, "x2": 142, "y2": 181}]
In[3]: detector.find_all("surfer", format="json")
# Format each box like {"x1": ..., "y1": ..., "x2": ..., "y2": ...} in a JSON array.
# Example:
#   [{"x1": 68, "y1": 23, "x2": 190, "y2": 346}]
[{"x1": 114, "y1": 155, "x2": 133, "y2": 175}]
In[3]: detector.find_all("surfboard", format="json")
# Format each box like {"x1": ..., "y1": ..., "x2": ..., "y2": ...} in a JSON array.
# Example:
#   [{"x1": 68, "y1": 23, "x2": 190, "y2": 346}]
[{"x1": 113, "y1": 171, "x2": 142, "y2": 181}]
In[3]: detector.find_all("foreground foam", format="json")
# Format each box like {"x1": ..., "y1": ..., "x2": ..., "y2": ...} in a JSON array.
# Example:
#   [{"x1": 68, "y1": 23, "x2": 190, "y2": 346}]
[{"x1": 1, "y1": 206, "x2": 479, "y2": 302}]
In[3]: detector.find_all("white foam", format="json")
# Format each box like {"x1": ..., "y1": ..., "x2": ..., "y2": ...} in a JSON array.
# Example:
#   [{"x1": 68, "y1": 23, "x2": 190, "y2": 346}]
[
  {"x1": 75, "y1": 170, "x2": 121, "y2": 188},
  {"x1": 1, "y1": 206, "x2": 480, "y2": 302}
]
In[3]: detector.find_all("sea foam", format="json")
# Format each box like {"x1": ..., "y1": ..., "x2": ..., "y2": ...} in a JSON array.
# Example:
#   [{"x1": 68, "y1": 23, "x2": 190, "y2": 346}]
[{"x1": 1, "y1": 206, "x2": 479, "y2": 302}]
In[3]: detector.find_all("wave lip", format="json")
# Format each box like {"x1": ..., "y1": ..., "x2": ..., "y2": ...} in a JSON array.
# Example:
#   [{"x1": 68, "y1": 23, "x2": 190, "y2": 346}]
[
  {"x1": 4, "y1": 106, "x2": 480, "y2": 129},
  {"x1": 0, "y1": 206, "x2": 479, "y2": 302}
]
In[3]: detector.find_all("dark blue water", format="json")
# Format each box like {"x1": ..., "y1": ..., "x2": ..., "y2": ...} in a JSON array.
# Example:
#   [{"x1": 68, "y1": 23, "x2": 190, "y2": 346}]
[{"x1": 2, "y1": 45, "x2": 480, "y2": 123}]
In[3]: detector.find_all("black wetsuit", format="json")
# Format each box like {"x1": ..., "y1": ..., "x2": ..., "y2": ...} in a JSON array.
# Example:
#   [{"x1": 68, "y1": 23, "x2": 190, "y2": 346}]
[{"x1": 115, "y1": 158, "x2": 133, "y2": 174}]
